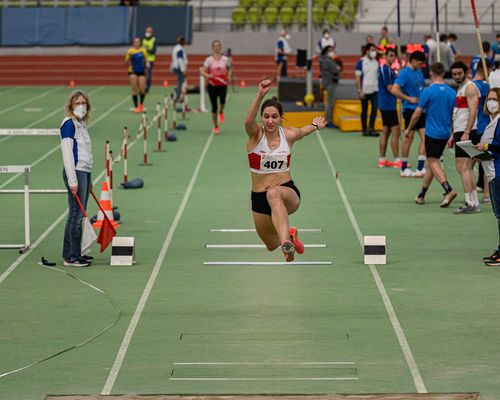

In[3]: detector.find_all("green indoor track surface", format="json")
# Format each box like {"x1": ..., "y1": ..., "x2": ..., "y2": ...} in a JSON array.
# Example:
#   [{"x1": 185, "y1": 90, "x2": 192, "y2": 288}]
[{"x1": 0, "y1": 86, "x2": 498, "y2": 399}]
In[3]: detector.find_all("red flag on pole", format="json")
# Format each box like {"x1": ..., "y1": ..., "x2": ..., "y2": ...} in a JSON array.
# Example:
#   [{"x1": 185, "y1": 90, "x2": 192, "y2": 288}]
[{"x1": 90, "y1": 188, "x2": 116, "y2": 253}]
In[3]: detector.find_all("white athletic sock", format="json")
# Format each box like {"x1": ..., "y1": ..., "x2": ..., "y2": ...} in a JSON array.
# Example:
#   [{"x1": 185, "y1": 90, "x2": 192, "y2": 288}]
[
  {"x1": 418, "y1": 155, "x2": 426, "y2": 161},
  {"x1": 379, "y1": 157, "x2": 386, "y2": 162},
  {"x1": 465, "y1": 192, "x2": 473, "y2": 207},
  {"x1": 471, "y1": 190, "x2": 480, "y2": 207},
  {"x1": 394, "y1": 157, "x2": 401, "y2": 162}
]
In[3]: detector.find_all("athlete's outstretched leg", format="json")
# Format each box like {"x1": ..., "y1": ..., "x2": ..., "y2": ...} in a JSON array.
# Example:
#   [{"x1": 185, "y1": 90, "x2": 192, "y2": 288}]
[{"x1": 253, "y1": 213, "x2": 280, "y2": 251}]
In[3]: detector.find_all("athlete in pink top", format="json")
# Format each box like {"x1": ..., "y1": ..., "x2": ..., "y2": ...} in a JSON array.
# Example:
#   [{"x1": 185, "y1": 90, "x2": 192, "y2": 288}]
[
  {"x1": 200, "y1": 40, "x2": 232, "y2": 135},
  {"x1": 245, "y1": 79, "x2": 326, "y2": 262}
]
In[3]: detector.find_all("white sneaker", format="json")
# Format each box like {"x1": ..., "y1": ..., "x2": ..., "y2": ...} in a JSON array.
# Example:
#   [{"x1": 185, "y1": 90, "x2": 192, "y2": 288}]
[
  {"x1": 414, "y1": 168, "x2": 426, "y2": 178},
  {"x1": 400, "y1": 168, "x2": 415, "y2": 178}
]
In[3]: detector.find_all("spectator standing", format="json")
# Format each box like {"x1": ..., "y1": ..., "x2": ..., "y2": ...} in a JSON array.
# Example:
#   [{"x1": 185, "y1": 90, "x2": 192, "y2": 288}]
[
  {"x1": 317, "y1": 28, "x2": 336, "y2": 55},
  {"x1": 141, "y1": 26, "x2": 157, "y2": 94},
  {"x1": 378, "y1": 26, "x2": 392, "y2": 48},
  {"x1": 275, "y1": 30, "x2": 292, "y2": 81},
  {"x1": 320, "y1": 45, "x2": 340, "y2": 129},
  {"x1": 355, "y1": 43, "x2": 380, "y2": 137},
  {"x1": 470, "y1": 41, "x2": 493, "y2": 78},
  {"x1": 491, "y1": 33, "x2": 500, "y2": 63},
  {"x1": 405, "y1": 62, "x2": 457, "y2": 207},
  {"x1": 391, "y1": 50, "x2": 427, "y2": 177},
  {"x1": 377, "y1": 48, "x2": 401, "y2": 167},
  {"x1": 447, "y1": 33, "x2": 460, "y2": 58},
  {"x1": 429, "y1": 34, "x2": 455, "y2": 77},
  {"x1": 171, "y1": 36, "x2": 188, "y2": 102},
  {"x1": 449, "y1": 61, "x2": 481, "y2": 214}
]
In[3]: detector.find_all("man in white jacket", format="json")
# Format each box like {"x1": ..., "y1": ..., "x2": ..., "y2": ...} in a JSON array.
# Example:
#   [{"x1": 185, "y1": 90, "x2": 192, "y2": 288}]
[{"x1": 171, "y1": 36, "x2": 188, "y2": 102}]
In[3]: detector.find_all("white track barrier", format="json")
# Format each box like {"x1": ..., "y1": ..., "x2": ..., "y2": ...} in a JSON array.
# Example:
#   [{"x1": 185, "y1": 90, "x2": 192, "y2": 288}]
[
  {"x1": 0, "y1": 166, "x2": 30, "y2": 252},
  {"x1": 199, "y1": 75, "x2": 208, "y2": 113},
  {"x1": 0, "y1": 129, "x2": 59, "y2": 136}
]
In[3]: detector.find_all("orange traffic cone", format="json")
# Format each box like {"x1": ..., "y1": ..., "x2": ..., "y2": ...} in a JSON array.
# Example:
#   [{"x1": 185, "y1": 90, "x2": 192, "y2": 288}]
[
  {"x1": 69, "y1": 80, "x2": 75, "y2": 88},
  {"x1": 163, "y1": 80, "x2": 169, "y2": 87},
  {"x1": 239, "y1": 80, "x2": 246, "y2": 88},
  {"x1": 92, "y1": 181, "x2": 119, "y2": 229}
]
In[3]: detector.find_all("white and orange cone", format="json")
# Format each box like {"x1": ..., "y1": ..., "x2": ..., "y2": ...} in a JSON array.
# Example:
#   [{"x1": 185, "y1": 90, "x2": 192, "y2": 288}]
[{"x1": 92, "y1": 181, "x2": 119, "y2": 229}]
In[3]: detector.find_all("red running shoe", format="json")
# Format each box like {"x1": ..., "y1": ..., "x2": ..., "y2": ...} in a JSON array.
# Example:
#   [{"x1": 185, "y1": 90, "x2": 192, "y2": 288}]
[
  {"x1": 213, "y1": 126, "x2": 220, "y2": 135},
  {"x1": 219, "y1": 112, "x2": 225, "y2": 124},
  {"x1": 281, "y1": 240, "x2": 295, "y2": 262},
  {"x1": 138, "y1": 103, "x2": 144, "y2": 112},
  {"x1": 134, "y1": 106, "x2": 141, "y2": 113},
  {"x1": 288, "y1": 226, "x2": 304, "y2": 254}
]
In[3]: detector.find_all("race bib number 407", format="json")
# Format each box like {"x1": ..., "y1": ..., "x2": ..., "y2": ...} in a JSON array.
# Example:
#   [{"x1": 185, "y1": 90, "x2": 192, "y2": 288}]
[{"x1": 260, "y1": 153, "x2": 289, "y2": 172}]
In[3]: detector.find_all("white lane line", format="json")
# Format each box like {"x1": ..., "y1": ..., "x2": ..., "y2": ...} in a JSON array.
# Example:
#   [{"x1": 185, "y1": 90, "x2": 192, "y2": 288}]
[
  {"x1": 316, "y1": 131, "x2": 427, "y2": 393},
  {"x1": 205, "y1": 244, "x2": 326, "y2": 249},
  {"x1": 203, "y1": 261, "x2": 332, "y2": 266},
  {"x1": 0, "y1": 86, "x2": 61, "y2": 117},
  {"x1": 0, "y1": 87, "x2": 107, "y2": 189},
  {"x1": 169, "y1": 377, "x2": 359, "y2": 381},
  {"x1": 0, "y1": 86, "x2": 24, "y2": 96},
  {"x1": 100, "y1": 133, "x2": 215, "y2": 395},
  {"x1": 173, "y1": 362, "x2": 355, "y2": 365},
  {"x1": 209, "y1": 228, "x2": 324, "y2": 233},
  {"x1": 0, "y1": 93, "x2": 130, "y2": 286}
]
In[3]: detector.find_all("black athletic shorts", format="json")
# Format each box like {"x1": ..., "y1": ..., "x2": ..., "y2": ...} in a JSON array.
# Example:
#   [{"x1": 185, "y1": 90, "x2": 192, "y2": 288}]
[
  {"x1": 207, "y1": 84, "x2": 228, "y2": 114},
  {"x1": 403, "y1": 108, "x2": 426, "y2": 130},
  {"x1": 128, "y1": 71, "x2": 146, "y2": 76},
  {"x1": 380, "y1": 109, "x2": 399, "y2": 128},
  {"x1": 425, "y1": 136, "x2": 448, "y2": 159},
  {"x1": 454, "y1": 130, "x2": 480, "y2": 158},
  {"x1": 251, "y1": 180, "x2": 301, "y2": 216}
]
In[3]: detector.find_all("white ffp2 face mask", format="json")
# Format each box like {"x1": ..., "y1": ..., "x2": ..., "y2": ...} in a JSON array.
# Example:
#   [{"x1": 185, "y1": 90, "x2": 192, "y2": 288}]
[
  {"x1": 74, "y1": 104, "x2": 87, "y2": 119},
  {"x1": 369, "y1": 50, "x2": 377, "y2": 59},
  {"x1": 487, "y1": 99, "x2": 499, "y2": 114}
]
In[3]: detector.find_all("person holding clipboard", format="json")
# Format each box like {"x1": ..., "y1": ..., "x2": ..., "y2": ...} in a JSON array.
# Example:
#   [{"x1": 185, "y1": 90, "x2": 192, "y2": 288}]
[{"x1": 473, "y1": 87, "x2": 500, "y2": 265}]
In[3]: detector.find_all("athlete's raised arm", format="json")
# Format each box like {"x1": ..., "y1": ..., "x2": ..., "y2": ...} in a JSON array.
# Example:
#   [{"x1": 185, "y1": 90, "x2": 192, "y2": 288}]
[
  {"x1": 245, "y1": 79, "x2": 272, "y2": 137},
  {"x1": 286, "y1": 116, "x2": 327, "y2": 142}
]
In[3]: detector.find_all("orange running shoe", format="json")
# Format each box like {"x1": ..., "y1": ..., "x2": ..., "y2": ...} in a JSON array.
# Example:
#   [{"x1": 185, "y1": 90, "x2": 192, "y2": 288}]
[
  {"x1": 213, "y1": 126, "x2": 220, "y2": 135},
  {"x1": 134, "y1": 106, "x2": 141, "y2": 113},
  {"x1": 281, "y1": 240, "x2": 295, "y2": 262},
  {"x1": 288, "y1": 226, "x2": 304, "y2": 254},
  {"x1": 138, "y1": 103, "x2": 144, "y2": 112},
  {"x1": 219, "y1": 112, "x2": 225, "y2": 124}
]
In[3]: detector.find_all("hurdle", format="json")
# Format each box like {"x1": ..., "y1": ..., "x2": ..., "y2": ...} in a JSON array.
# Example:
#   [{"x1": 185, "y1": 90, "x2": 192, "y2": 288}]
[
  {"x1": 203, "y1": 261, "x2": 332, "y2": 266},
  {"x1": 123, "y1": 127, "x2": 129, "y2": 183},
  {"x1": 205, "y1": 244, "x2": 327, "y2": 249},
  {"x1": 139, "y1": 112, "x2": 152, "y2": 166},
  {"x1": 0, "y1": 166, "x2": 30, "y2": 253},
  {"x1": 171, "y1": 93, "x2": 177, "y2": 130},
  {"x1": 209, "y1": 228, "x2": 324, "y2": 233},
  {"x1": 163, "y1": 95, "x2": 170, "y2": 140},
  {"x1": 154, "y1": 103, "x2": 164, "y2": 152}
]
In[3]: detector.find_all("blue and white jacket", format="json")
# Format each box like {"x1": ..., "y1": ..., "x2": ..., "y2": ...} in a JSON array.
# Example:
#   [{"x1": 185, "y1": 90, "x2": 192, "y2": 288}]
[{"x1": 60, "y1": 117, "x2": 93, "y2": 187}]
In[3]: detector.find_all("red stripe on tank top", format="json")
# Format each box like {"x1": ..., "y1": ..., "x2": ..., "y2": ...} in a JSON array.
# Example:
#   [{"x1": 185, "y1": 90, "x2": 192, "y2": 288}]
[{"x1": 248, "y1": 152, "x2": 261, "y2": 170}]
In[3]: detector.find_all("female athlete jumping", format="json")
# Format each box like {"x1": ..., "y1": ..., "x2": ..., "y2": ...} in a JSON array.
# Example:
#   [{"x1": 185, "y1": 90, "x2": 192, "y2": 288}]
[{"x1": 245, "y1": 79, "x2": 326, "y2": 261}]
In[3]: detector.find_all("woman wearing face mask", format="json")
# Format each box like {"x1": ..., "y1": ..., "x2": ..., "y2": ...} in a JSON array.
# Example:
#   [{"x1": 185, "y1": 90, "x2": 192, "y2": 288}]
[
  {"x1": 474, "y1": 88, "x2": 500, "y2": 266},
  {"x1": 60, "y1": 90, "x2": 94, "y2": 267},
  {"x1": 245, "y1": 79, "x2": 327, "y2": 262}
]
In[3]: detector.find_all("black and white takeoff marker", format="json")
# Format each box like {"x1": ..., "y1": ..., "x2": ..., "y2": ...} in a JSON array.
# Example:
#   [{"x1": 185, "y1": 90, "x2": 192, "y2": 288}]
[{"x1": 363, "y1": 236, "x2": 386, "y2": 265}]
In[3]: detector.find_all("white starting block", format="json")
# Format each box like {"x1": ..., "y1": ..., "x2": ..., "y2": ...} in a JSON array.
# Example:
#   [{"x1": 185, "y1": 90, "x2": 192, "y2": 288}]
[
  {"x1": 364, "y1": 236, "x2": 386, "y2": 265},
  {"x1": 110, "y1": 236, "x2": 136, "y2": 266}
]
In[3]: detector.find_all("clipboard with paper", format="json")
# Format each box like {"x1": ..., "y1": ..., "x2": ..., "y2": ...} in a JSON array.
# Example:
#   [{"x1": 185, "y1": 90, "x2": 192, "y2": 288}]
[{"x1": 456, "y1": 140, "x2": 494, "y2": 161}]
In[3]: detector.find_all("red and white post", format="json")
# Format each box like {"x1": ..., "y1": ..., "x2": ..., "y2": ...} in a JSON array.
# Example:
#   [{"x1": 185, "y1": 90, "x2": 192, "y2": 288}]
[
  {"x1": 123, "y1": 126, "x2": 128, "y2": 183},
  {"x1": 140, "y1": 111, "x2": 151, "y2": 165},
  {"x1": 155, "y1": 102, "x2": 164, "y2": 152},
  {"x1": 108, "y1": 149, "x2": 114, "y2": 203},
  {"x1": 163, "y1": 95, "x2": 169, "y2": 140},
  {"x1": 172, "y1": 94, "x2": 177, "y2": 130}
]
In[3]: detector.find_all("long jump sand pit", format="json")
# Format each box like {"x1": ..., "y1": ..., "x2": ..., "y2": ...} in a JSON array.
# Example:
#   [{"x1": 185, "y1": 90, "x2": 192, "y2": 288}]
[{"x1": 46, "y1": 394, "x2": 481, "y2": 400}]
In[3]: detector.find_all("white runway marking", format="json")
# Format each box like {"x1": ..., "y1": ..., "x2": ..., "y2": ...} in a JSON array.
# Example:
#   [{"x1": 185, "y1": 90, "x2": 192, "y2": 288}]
[
  {"x1": 169, "y1": 377, "x2": 359, "y2": 381},
  {"x1": 316, "y1": 131, "x2": 427, "y2": 393},
  {"x1": 173, "y1": 362, "x2": 355, "y2": 365},
  {"x1": 205, "y1": 244, "x2": 327, "y2": 249},
  {"x1": 203, "y1": 261, "x2": 332, "y2": 266},
  {"x1": 101, "y1": 132, "x2": 215, "y2": 395},
  {"x1": 209, "y1": 228, "x2": 324, "y2": 232}
]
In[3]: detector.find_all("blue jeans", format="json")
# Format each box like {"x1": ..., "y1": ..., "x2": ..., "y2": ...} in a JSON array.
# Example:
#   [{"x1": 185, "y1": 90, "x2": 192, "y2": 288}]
[
  {"x1": 489, "y1": 176, "x2": 500, "y2": 250},
  {"x1": 173, "y1": 68, "x2": 185, "y2": 101},
  {"x1": 62, "y1": 169, "x2": 91, "y2": 262}
]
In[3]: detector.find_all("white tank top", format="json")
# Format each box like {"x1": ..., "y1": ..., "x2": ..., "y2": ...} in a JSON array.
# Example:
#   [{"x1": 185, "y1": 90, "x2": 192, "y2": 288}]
[
  {"x1": 453, "y1": 80, "x2": 479, "y2": 133},
  {"x1": 248, "y1": 126, "x2": 291, "y2": 174}
]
